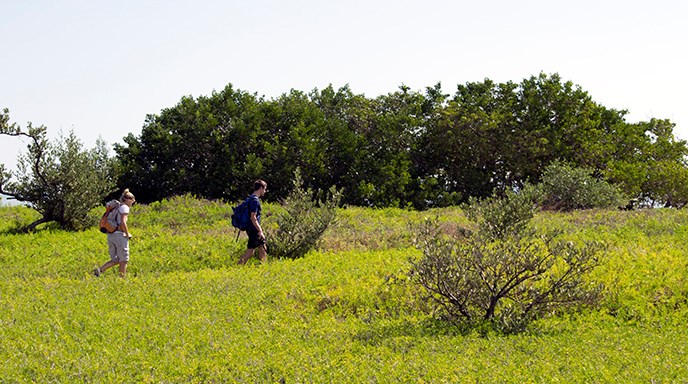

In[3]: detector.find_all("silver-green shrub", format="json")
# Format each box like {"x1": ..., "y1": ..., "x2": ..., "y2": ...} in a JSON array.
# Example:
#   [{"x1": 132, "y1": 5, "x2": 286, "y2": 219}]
[
  {"x1": 268, "y1": 170, "x2": 342, "y2": 259},
  {"x1": 410, "y1": 190, "x2": 605, "y2": 333},
  {"x1": 1, "y1": 109, "x2": 116, "y2": 231},
  {"x1": 538, "y1": 161, "x2": 626, "y2": 211}
]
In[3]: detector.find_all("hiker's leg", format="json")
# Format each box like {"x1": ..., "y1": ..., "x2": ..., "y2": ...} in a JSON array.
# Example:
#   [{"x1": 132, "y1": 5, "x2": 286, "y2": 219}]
[
  {"x1": 118, "y1": 261, "x2": 128, "y2": 277},
  {"x1": 242, "y1": 227, "x2": 262, "y2": 265},
  {"x1": 239, "y1": 248, "x2": 255, "y2": 265},
  {"x1": 257, "y1": 245, "x2": 267, "y2": 263},
  {"x1": 101, "y1": 235, "x2": 119, "y2": 272},
  {"x1": 115, "y1": 235, "x2": 130, "y2": 277},
  {"x1": 99, "y1": 260, "x2": 118, "y2": 272}
]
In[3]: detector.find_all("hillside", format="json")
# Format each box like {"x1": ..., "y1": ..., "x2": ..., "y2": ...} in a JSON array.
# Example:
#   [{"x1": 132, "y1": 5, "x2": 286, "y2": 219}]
[{"x1": 1, "y1": 196, "x2": 687, "y2": 382}]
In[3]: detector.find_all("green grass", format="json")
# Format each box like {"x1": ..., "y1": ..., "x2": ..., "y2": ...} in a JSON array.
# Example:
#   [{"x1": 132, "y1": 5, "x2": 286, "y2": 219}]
[{"x1": 1, "y1": 196, "x2": 687, "y2": 382}]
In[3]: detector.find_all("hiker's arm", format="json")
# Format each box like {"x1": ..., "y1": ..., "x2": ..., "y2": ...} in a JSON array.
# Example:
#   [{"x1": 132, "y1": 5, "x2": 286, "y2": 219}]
[
  {"x1": 250, "y1": 212, "x2": 264, "y2": 239},
  {"x1": 120, "y1": 213, "x2": 133, "y2": 238}
]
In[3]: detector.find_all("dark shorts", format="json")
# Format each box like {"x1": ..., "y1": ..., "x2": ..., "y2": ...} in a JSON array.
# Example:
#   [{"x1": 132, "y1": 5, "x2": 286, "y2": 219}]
[{"x1": 247, "y1": 226, "x2": 265, "y2": 249}]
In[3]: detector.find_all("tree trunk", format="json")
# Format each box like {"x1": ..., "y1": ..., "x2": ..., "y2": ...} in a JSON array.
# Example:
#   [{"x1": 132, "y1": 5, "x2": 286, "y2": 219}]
[{"x1": 23, "y1": 216, "x2": 51, "y2": 233}]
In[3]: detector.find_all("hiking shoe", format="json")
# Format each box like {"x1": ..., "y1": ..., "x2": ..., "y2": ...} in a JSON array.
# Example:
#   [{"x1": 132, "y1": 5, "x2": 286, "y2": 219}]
[{"x1": 93, "y1": 268, "x2": 101, "y2": 277}]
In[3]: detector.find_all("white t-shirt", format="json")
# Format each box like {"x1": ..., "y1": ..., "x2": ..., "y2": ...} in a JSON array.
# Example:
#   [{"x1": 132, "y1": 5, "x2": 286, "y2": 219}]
[
  {"x1": 119, "y1": 204, "x2": 130, "y2": 216},
  {"x1": 115, "y1": 204, "x2": 130, "y2": 232}
]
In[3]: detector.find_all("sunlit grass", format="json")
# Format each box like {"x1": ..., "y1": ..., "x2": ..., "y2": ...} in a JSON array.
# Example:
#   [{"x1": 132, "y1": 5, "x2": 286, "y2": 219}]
[{"x1": 1, "y1": 198, "x2": 687, "y2": 382}]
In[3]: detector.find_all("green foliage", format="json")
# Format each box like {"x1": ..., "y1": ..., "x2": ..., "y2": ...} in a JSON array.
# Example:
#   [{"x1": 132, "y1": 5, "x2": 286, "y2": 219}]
[
  {"x1": 114, "y1": 74, "x2": 688, "y2": 209},
  {"x1": 1, "y1": 198, "x2": 688, "y2": 381},
  {"x1": 115, "y1": 86, "x2": 267, "y2": 202},
  {"x1": 644, "y1": 160, "x2": 688, "y2": 208},
  {"x1": 537, "y1": 161, "x2": 627, "y2": 211},
  {"x1": 267, "y1": 170, "x2": 342, "y2": 259},
  {"x1": 0, "y1": 108, "x2": 116, "y2": 231},
  {"x1": 605, "y1": 119, "x2": 688, "y2": 207},
  {"x1": 466, "y1": 188, "x2": 539, "y2": 240},
  {"x1": 411, "y1": 190, "x2": 605, "y2": 332}
]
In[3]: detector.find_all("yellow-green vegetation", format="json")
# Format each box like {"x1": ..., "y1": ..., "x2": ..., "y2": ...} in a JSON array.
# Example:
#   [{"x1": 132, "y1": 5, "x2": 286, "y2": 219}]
[{"x1": 1, "y1": 196, "x2": 687, "y2": 382}]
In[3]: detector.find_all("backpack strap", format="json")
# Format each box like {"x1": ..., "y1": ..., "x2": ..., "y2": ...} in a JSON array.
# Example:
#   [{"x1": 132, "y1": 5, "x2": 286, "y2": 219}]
[
  {"x1": 113, "y1": 202, "x2": 124, "y2": 229},
  {"x1": 247, "y1": 194, "x2": 259, "y2": 210}
]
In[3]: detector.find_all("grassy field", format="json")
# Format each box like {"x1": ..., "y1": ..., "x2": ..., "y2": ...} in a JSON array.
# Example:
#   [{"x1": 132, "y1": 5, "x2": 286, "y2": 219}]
[{"x1": 1, "y1": 196, "x2": 687, "y2": 382}]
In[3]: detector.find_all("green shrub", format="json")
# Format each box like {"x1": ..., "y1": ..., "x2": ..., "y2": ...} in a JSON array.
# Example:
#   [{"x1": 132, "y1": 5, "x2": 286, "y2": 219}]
[
  {"x1": 267, "y1": 170, "x2": 342, "y2": 259},
  {"x1": 411, "y1": 189, "x2": 605, "y2": 333},
  {"x1": 537, "y1": 161, "x2": 626, "y2": 211},
  {"x1": 466, "y1": 187, "x2": 540, "y2": 240}
]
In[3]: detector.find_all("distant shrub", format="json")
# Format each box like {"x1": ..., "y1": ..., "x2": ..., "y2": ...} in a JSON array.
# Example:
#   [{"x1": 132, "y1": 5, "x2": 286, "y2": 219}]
[
  {"x1": 465, "y1": 186, "x2": 540, "y2": 240},
  {"x1": 268, "y1": 170, "x2": 342, "y2": 259},
  {"x1": 410, "y1": 189, "x2": 605, "y2": 333},
  {"x1": 537, "y1": 161, "x2": 626, "y2": 211}
]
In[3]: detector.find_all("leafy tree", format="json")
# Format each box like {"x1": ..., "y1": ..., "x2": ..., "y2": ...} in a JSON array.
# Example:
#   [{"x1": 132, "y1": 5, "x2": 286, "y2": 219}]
[
  {"x1": 408, "y1": 83, "x2": 462, "y2": 209},
  {"x1": 420, "y1": 79, "x2": 515, "y2": 201},
  {"x1": 415, "y1": 73, "x2": 624, "y2": 204},
  {"x1": 116, "y1": 85, "x2": 266, "y2": 203},
  {"x1": 410, "y1": 189, "x2": 604, "y2": 333},
  {"x1": 605, "y1": 119, "x2": 688, "y2": 206},
  {"x1": 112, "y1": 76, "x2": 688, "y2": 209},
  {"x1": 259, "y1": 90, "x2": 330, "y2": 200},
  {"x1": 644, "y1": 160, "x2": 688, "y2": 208},
  {"x1": 310, "y1": 85, "x2": 370, "y2": 204},
  {"x1": 511, "y1": 73, "x2": 617, "y2": 176},
  {"x1": 0, "y1": 108, "x2": 116, "y2": 231},
  {"x1": 353, "y1": 86, "x2": 426, "y2": 207}
]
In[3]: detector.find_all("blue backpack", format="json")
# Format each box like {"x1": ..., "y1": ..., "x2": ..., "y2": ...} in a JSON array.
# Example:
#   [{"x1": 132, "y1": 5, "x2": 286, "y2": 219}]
[{"x1": 231, "y1": 196, "x2": 256, "y2": 231}]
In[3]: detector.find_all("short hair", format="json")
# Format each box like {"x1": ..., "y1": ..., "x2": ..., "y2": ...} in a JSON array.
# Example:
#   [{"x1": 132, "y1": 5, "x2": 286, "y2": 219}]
[{"x1": 253, "y1": 179, "x2": 267, "y2": 192}]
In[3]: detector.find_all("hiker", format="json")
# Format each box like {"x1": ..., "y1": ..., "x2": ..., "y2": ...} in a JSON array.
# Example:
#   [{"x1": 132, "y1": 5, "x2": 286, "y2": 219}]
[
  {"x1": 94, "y1": 189, "x2": 136, "y2": 277},
  {"x1": 238, "y1": 180, "x2": 268, "y2": 265}
]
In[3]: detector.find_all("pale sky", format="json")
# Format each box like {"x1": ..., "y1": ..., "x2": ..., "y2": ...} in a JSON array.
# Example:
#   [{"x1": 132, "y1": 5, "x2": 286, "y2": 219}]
[{"x1": 1, "y1": 0, "x2": 687, "y2": 180}]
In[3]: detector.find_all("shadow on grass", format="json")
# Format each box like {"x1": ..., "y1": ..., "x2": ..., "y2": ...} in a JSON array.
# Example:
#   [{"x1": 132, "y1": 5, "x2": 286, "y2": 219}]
[{"x1": 352, "y1": 316, "x2": 468, "y2": 346}]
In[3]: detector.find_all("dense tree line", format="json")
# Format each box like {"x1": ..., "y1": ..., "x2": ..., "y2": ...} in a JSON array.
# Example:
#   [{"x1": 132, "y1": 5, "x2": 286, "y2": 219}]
[{"x1": 115, "y1": 73, "x2": 688, "y2": 208}]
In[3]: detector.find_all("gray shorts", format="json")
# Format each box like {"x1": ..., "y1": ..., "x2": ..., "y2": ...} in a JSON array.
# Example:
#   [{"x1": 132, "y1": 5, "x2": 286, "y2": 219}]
[{"x1": 107, "y1": 232, "x2": 130, "y2": 263}]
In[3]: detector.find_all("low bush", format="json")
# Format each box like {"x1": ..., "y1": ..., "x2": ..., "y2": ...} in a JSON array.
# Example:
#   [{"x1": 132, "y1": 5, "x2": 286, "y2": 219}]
[
  {"x1": 267, "y1": 170, "x2": 342, "y2": 259},
  {"x1": 536, "y1": 161, "x2": 626, "y2": 211},
  {"x1": 411, "y1": 189, "x2": 605, "y2": 333}
]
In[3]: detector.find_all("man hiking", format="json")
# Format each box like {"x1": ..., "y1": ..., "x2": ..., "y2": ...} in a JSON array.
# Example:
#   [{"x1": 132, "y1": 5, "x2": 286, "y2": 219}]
[{"x1": 238, "y1": 179, "x2": 268, "y2": 265}]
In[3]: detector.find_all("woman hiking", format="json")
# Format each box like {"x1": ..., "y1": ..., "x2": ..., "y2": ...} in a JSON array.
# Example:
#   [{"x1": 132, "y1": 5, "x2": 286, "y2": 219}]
[{"x1": 94, "y1": 189, "x2": 136, "y2": 277}]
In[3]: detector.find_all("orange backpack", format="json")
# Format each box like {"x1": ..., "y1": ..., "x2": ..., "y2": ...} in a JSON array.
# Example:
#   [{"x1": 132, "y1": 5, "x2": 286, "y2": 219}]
[{"x1": 99, "y1": 200, "x2": 122, "y2": 233}]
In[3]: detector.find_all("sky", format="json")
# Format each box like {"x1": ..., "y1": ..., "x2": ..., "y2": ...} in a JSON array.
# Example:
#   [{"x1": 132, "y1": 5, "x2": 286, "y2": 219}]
[{"x1": 1, "y1": 0, "x2": 687, "y2": 183}]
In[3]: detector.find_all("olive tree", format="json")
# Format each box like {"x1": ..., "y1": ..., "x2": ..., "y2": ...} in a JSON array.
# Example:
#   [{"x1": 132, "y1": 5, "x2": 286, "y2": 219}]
[{"x1": 1, "y1": 108, "x2": 117, "y2": 231}]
